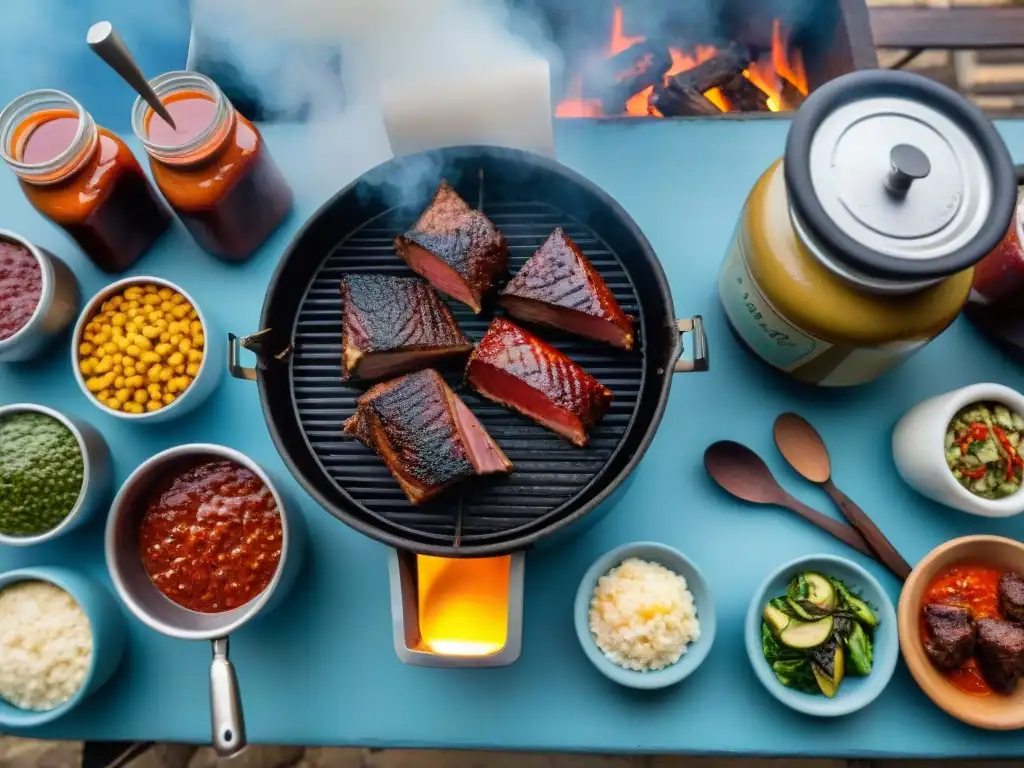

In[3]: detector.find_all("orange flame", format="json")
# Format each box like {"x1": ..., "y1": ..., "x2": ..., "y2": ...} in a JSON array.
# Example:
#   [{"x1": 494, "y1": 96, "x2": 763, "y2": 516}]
[{"x1": 556, "y1": 5, "x2": 810, "y2": 118}]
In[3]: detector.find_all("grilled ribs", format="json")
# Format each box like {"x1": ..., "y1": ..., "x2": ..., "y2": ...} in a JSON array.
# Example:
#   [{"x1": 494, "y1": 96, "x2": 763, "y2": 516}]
[
  {"x1": 500, "y1": 228, "x2": 634, "y2": 350},
  {"x1": 394, "y1": 181, "x2": 508, "y2": 314},
  {"x1": 343, "y1": 369, "x2": 512, "y2": 504},
  {"x1": 923, "y1": 603, "x2": 976, "y2": 669},
  {"x1": 466, "y1": 317, "x2": 613, "y2": 447},
  {"x1": 340, "y1": 274, "x2": 472, "y2": 381}
]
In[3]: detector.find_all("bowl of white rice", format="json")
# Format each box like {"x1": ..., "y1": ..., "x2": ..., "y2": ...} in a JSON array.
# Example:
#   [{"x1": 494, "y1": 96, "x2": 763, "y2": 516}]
[
  {"x1": 574, "y1": 542, "x2": 715, "y2": 689},
  {"x1": 0, "y1": 566, "x2": 126, "y2": 727}
]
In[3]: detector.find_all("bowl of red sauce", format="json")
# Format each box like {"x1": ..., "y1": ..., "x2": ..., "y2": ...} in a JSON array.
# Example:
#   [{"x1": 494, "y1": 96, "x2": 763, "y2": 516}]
[
  {"x1": 0, "y1": 229, "x2": 79, "y2": 362},
  {"x1": 105, "y1": 443, "x2": 306, "y2": 758},
  {"x1": 898, "y1": 535, "x2": 1024, "y2": 730}
]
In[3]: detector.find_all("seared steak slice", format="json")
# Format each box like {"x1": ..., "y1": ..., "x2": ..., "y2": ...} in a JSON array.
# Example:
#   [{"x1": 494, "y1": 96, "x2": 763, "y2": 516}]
[
  {"x1": 923, "y1": 604, "x2": 976, "y2": 669},
  {"x1": 998, "y1": 571, "x2": 1024, "y2": 623},
  {"x1": 340, "y1": 274, "x2": 472, "y2": 381},
  {"x1": 499, "y1": 228, "x2": 633, "y2": 350},
  {"x1": 394, "y1": 181, "x2": 508, "y2": 314},
  {"x1": 343, "y1": 369, "x2": 511, "y2": 504},
  {"x1": 976, "y1": 618, "x2": 1024, "y2": 694},
  {"x1": 466, "y1": 317, "x2": 612, "y2": 447}
]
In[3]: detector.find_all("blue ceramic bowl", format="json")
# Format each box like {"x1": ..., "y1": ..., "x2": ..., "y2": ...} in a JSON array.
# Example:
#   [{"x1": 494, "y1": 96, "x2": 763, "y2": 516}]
[
  {"x1": 0, "y1": 567, "x2": 126, "y2": 728},
  {"x1": 745, "y1": 555, "x2": 898, "y2": 717},
  {"x1": 574, "y1": 542, "x2": 716, "y2": 689}
]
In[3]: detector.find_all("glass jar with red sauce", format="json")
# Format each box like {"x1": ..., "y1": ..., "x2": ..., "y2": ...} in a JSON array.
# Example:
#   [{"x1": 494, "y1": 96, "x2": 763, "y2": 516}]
[
  {"x1": 0, "y1": 90, "x2": 171, "y2": 273},
  {"x1": 964, "y1": 181, "x2": 1024, "y2": 361},
  {"x1": 131, "y1": 72, "x2": 293, "y2": 263}
]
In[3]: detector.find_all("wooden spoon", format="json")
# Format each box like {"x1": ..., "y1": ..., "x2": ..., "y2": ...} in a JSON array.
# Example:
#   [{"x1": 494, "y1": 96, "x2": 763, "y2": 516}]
[
  {"x1": 773, "y1": 412, "x2": 913, "y2": 581},
  {"x1": 703, "y1": 440, "x2": 876, "y2": 559}
]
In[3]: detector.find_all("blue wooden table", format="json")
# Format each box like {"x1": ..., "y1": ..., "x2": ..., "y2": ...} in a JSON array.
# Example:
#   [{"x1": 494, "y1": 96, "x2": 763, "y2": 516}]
[{"x1": 3, "y1": 0, "x2": 1024, "y2": 759}]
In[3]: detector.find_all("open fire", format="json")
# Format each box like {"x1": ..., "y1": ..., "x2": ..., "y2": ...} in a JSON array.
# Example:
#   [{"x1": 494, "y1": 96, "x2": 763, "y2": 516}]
[{"x1": 556, "y1": 6, "x2": 811, "y2": 117}]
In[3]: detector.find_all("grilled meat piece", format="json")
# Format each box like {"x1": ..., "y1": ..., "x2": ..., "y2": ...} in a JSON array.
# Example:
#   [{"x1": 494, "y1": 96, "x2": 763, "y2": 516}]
[
  {"x1": 340, "y1": 274, "x2": 472, "y2": 381},
  {"x1": 975, "y1": 618, "x2": 1024, "y2": 694},
  {"x1": 466, "y1": 317, "x2": 612, "y2": 447},
  {"x1": 343, "y1": 369, "x2": 512, "y2": 504},
  {"x1": 394, "y1": 181, "x2": 508, "y2": 314},
  {"x1": 923, "y1": 604, "x2": 976, "y2": 669},
  {"x1": 998, "y1": 571, "x2": 1024, "y2": 623},
  {"x1": 499, "y1": 228, "x2": 633, "y2": 350}
]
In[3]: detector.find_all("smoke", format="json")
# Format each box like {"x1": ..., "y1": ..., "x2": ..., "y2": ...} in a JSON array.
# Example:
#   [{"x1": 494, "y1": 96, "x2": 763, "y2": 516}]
[{"x1": 188, "y1": 0, "x2": 562, "y2": 205}]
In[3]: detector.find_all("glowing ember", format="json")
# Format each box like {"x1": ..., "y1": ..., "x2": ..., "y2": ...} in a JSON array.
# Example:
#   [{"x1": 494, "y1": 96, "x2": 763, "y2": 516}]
[{"x1": 556, "y1": 5, "x2": 810, "y2": 117}]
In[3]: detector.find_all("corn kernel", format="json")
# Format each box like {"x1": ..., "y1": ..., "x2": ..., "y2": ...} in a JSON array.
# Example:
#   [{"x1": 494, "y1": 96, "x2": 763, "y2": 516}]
[
  {"x1": 126, "y1": 375, "x2": 144, "y2": 389},
  {"x1": 85, "y1": 376, "x2": 104, "y2": 393},
  {"x1": 123, "y1": 401, "x2": 144, "y2": 414},
  {"x1": 158, "y1": 287, "x2": 173, "y2": 300},
  {"x1": 147, "y1": 383, "x2": 162, "y2": 397},
  {"x1": 171, "y1": 293, "x2": 185, "y2": 305},
  {"x1": 134, "y1": 389, "x2": 148, "y2": 404},
  {"x1": 142, "y1": 325, "x2": 160, "y2": 339},
  {"x1": 145, "y1": 400, "x2": 162, "y2": 412},
  {"x1": 167, "y1": 351, "x2": 184, "y2": 368},
  {"x1": 186, "y1": 362, "x2": 201, "y2": 377},
  {"x1": 97, "y1": 389, "x2": 112, "y2": 401},
  {"x1": 126, "y1": 344, "x2": 141, "y2": 358},
  {"x1": 162, "y1": 393, "x2": 176, "y2": 405},
  {"x1": 159, "y1": 368, "x2": 172, "y2": 382},
  {"x1": 147, "y1": 365, "x2": 162, "y2": 382},
  {"x1": 105, "y1": 398, "x2": 123, "y2": 411},
  {"x1": 111, "y1": 312, "x2": 127, "y2": 327},
  {"x1": 193, "y1": 334, "x2": 205, "y2": 350},
  {"x1": 114, "y1": 376, "x2": 126, "y2": 389}
]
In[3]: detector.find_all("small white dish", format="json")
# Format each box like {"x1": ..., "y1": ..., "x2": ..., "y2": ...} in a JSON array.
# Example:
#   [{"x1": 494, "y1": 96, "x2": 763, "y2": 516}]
[{"x1": 892, "y1": 382, "x2": 1024, "y2": 517}]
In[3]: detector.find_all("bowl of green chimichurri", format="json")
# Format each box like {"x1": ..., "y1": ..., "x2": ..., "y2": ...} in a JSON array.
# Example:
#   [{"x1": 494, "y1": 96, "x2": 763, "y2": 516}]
[
  {"x1": 0, "y1": 404, "x2": 112, "y2": 545},
  {"x1": 894, "y1": 383, "x2": 1024, "y2": 518}
]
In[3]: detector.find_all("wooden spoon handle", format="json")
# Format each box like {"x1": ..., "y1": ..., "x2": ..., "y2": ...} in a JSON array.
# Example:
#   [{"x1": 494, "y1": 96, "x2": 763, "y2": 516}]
[
  {"x1": 823, "y1": 481, "x2": 913, "y2": 581},
  {"x1": 777, "y1": 493, "x2": 877, "y2": 560}
]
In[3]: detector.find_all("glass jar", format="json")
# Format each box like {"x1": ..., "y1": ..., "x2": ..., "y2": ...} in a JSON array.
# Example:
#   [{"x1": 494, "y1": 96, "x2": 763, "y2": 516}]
[
  {"x1": 719, "y1": 70, "x2": 1017, "y2": 387},
  {"x1": 0, "y1": 90, "x2": 171, "y2": 273},
  {"x1": 964, "y1": 180, "x2": 1024, "y2": 360},
  {"x1": 131, "y1": 72, "x2": 293, "y2": 263}
]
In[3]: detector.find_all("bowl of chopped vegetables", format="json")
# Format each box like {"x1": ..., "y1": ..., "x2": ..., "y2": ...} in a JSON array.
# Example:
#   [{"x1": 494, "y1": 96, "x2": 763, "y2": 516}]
[
  {"x1": 0, "y1": 403, "x2": 112, "y2": 546},
  {"x1": 893, "y1": 383, "x2": 1024, "y2": 517},
  {"x1": 745, "y1": 555, "x2": 898, "y2": 717}
]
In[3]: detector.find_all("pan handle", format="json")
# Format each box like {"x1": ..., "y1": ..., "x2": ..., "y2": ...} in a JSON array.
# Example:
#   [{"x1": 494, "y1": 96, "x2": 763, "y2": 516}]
[
  {"x1": 672, "y1": 315, "x2": 709, "y2": 373},
  {"x1": 210, "y1": 637, "x2": 247, "y2": 758}
]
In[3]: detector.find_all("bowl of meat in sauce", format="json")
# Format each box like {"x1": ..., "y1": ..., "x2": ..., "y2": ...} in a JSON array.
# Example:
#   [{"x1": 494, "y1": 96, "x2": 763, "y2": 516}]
[
  {"x1": 898, "y1": 535, "x2": 1024, "y2": 730},
  {"x1": 0, "y1": 230, "x2": 79, "y2": 363}
]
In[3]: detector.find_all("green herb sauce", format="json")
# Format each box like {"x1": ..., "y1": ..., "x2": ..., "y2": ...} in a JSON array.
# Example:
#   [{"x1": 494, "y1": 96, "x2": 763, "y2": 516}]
[
  {"x1": 945, "y1": 402, "x2": 1024, "y2": 499},
  {"x1": 0, "y1": 412, "x2": 85, "y2": 536}
]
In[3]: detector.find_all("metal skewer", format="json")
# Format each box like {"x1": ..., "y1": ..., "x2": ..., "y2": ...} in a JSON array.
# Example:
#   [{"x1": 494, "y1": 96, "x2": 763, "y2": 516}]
[{"x1": 87, "y1": 20, "x2": 177, "y2": 130}]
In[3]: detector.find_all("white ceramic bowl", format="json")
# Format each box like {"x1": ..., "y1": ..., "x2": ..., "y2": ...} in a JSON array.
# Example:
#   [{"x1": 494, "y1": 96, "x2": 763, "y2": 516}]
[
  {"x1": 892, "y1": 382, "x2": 1024, "y2": 517},
  {"x1": 70, "y1": 276, "x2": 223, "y2": 423},
  {"x1": 0, "y1": 403, "x2": 112, "y2": 546},
  {"x1": 0, "y1": 229, "x2": 79, "y2": 363}
]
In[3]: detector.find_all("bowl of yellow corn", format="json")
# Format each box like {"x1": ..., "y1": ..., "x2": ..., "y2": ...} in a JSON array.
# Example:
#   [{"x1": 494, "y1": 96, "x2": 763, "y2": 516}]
[{"x1": 71, "y1": 277, "x2": 222, "y2": 422}]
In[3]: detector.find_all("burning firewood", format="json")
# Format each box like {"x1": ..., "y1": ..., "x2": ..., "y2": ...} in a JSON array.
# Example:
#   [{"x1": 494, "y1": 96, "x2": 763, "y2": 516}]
[
  {"x1": 720, "y1": 75, "x2": 770, "y2": 112},
  {"x1": 650, "y1": 85, "x2": 720, "y2": 117},
  {"x1": 780, "y1": 78, "x2": 806, "y2": 111},
  {"x1": 663, "y1": 41, "x2": 752, "y2": 95},
  {"x1": 588, "y1": 40, "x2": 672, "y2": 114}
]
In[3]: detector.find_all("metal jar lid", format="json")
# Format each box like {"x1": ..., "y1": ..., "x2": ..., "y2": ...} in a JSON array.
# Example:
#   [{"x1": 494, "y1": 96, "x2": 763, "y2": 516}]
[{"x1": 785, "y1": 69, "x2": 1017, "y2": 286}]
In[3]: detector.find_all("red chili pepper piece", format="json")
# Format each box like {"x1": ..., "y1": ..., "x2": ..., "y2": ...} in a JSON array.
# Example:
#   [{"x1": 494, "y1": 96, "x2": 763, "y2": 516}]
[{"x1": 960, "y1": 466, "x2": 987, "y2": 480}]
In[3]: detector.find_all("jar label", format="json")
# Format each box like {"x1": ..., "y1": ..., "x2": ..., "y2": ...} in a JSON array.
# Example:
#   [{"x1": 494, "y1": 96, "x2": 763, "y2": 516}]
[
  {"x1": 719, "y1": 230, "x2": 928, "y2": 386},
  {"x1": 718, "y1": 234, "x2": 828, "y2": 370}
]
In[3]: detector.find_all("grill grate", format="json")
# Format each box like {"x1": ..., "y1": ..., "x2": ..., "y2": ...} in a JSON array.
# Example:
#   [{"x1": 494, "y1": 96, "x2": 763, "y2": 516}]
[{"x1": 289, "y1": 191, "x2": 646, "y2": 546}]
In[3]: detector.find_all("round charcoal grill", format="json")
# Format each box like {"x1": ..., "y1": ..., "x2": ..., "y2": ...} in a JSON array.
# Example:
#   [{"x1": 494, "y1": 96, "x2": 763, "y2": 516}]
[{"x1": 229, "y1": 146, "x2": 708, "y2": 558}]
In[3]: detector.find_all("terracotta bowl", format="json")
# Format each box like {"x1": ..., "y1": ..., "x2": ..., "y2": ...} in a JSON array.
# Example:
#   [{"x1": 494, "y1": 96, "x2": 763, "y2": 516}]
[{"x1": 898, "y1": 535, "x2": 1024, "y2": 730}]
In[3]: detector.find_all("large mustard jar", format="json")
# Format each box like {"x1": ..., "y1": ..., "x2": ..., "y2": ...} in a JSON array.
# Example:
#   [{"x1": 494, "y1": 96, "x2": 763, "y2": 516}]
[{"x1": 719, "y1": 70, "x2": 1017, "y2": 387}]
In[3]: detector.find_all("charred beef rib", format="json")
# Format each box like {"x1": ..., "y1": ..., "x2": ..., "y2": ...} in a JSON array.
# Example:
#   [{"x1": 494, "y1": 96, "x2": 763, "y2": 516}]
[
  {"x1": 340, "y1": 274, "x2": 472, "y2": 381},
  {"x1": 998, "y1": 571, "x2": 1024, "y2": 623},
  {"x1": 975, "y1": 618, "x2": 1024, "y2": 694},
  {"x1": 499, "y1": 227, "x2": 634, "y2": 350},
  {"x1": 923, "y1": 604, "x2": 976, "y2": 669},
  {"x1": 343, "y1": 369, "x2": 512, "y2": 504},
  {"x1": 394, "y1": 181, "x2": 508, "y2": 314},
  {"x1": 466, "y1": 317, "x2": 613, "y2": 447}
]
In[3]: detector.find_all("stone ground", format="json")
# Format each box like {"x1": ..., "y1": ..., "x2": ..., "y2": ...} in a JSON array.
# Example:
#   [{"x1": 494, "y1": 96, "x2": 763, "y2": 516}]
[{"x1": 0, "y1": 741, "x2": 1020, "y2": 768}]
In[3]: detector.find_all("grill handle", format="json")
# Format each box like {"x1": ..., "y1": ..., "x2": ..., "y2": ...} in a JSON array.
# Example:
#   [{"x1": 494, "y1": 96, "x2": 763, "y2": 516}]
[
  {"x1": 228, "y1": 329, "x2": 284, "y2": 381},
  {"x1": 672, "y1": 315, "x2": 709, "y2": 373}
]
